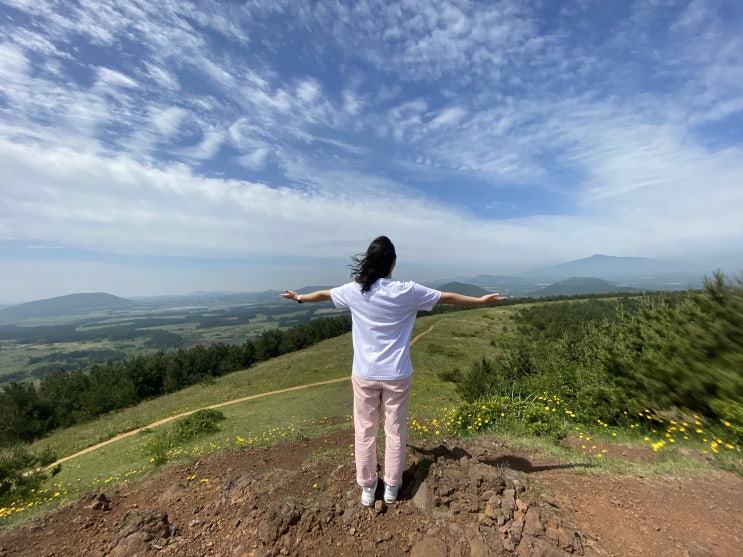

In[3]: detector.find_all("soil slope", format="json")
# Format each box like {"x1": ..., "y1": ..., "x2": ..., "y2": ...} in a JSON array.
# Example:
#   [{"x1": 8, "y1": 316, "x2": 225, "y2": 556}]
[{"x1": 1, "y1": 430, "x2": 741, "y2": 557}]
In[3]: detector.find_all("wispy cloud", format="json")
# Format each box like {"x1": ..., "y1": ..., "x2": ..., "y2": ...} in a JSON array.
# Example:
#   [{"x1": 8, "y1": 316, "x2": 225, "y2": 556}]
[{"x1": 1, "y1": 0, "x2": 742, "y2": 300}]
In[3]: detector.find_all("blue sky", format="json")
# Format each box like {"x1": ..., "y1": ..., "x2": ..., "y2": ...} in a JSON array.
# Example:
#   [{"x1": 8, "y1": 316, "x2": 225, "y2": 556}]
[{"x1": 1, "y1": 0, "x2": 742, "y2": 303}]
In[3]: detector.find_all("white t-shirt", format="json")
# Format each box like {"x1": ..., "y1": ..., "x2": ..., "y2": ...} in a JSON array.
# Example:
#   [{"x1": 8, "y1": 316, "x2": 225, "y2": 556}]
[{"x1": 330, "y1": 278, "x2": 441, "y2": 380}]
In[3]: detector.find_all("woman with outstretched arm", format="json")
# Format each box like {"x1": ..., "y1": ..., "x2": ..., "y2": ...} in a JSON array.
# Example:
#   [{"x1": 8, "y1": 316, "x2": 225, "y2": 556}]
[{"x1": 281, "y1": 235, "x2": 506, "y2": 507}]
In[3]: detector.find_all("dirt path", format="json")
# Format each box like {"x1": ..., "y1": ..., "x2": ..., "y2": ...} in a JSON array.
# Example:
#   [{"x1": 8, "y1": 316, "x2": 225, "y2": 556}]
[
  {"x1": 11, "y1": 323, "x2": 742, "y2": 555},
  {"x1": 409, "y1": 324, "x2": 434, "y2": 347},
  {"x1": 45, "y1": 324, "x2": 438, "y2": 470},
  {"x1": 43, "y1": 376, "x2": 351, "y2": 470}
]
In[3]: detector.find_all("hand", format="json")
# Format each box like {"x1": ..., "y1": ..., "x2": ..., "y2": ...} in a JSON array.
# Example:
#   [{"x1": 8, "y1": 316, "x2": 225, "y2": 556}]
[
  {"x1": 479, "y1": 293, "x2": 508, "y2": 304},
  {"x1": 280, "y1": 289, "x2": 299, "y2": 302}
]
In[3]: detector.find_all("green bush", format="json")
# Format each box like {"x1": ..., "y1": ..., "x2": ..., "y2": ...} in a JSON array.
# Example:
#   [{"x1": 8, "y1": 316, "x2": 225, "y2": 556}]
[
  {"x1": 590, "y1": 272, "x2": 743, "y2": 431},
  {"x1": 143, "y1": 430, "x2": 170, "y2": 467},
  {"x1": 447, "y1": 395, "x2": 568, "y2": 441},
  {"x1": 709, "y1": 399, "x2": 743, "y2": 447},
  {"x1": 172, "y1": 409, "x2": 226, "y2": 444},
  {"x1": 484, "y1": 272, "x2": 743, "y2": 437},
  {"x1": 437, "y1": 367, "x2": 462, "y2": 383},
  {"x1": 143, "y1": 409, "x2": 226, "y2": 466},
  {"x1": 426, "y1": 343, "x2": 465, "y2": 358},
  {"x1": 0, "y1": 446, "x2": 56, "y2": 507}
]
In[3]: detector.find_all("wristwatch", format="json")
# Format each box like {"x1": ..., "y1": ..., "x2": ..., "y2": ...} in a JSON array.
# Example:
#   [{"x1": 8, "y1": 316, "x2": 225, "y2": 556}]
[{"x1": 297, "y1": 295, "x2": 303, "y2": 304}]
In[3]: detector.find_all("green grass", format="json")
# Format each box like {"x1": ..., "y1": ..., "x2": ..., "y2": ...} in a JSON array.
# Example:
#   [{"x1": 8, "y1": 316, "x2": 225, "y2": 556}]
[
  {"x1": 24, "y1": 307, "x2": 510, "y2": 459},
  {"x1": 409, "y1": 308, "x2": 511, "y2": 416},
  {"x1": 7, "y1": 378, "x2": 356, "y2": 524},
  {"x1": 0, "y1": 309, "x2": 505, "y2": 523},
  {"x1": 25, "y1": 333, "x2": 355, "y2": 458},
  {"x1": 3, "y1": 304, "x2": 738, "y2": 525}
]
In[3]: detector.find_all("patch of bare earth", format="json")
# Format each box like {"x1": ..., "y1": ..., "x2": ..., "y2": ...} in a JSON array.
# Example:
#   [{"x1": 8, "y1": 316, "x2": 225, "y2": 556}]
[{"x1": 1, "y1": 430, "x2": 741, "y2": 557}]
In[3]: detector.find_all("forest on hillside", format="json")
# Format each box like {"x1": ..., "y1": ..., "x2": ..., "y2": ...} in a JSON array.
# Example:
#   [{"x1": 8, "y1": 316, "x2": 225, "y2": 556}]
[
  {"x1": 1, "y1": 270, "x2": 742, "y2": 506},
  {"x1": 444, "y1": 270, "x2": 743, "y2": 451},
  {"x1": 0, "y1": 314, "x2": 352, "y2": 446}
]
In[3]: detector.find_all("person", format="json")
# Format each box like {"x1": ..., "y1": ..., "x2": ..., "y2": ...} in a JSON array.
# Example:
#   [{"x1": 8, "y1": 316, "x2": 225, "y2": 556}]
[{"x1": 281, "y1": 235, "x2": 506, "y2": 506}]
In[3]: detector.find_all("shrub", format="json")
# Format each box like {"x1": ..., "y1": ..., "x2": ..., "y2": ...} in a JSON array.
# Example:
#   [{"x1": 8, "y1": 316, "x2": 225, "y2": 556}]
[
  {"x1": 172, "y1": 409, "x2": 226, "y2": 444},
  {"x1": 143, "y1": 409, "x2": 226, "y2": 466},
  {"x1": 591, "y1": 272, "x2": 743, "y2": 427},
  {"x1": 438, "y1": 367, "x2": 462, "y2": 383},
  {"x1": 0, "y1": 446, "x2": 56, "y2": 507},
  {"x1": 446, "y1": 395, "x2": 568, "y2": 441}
]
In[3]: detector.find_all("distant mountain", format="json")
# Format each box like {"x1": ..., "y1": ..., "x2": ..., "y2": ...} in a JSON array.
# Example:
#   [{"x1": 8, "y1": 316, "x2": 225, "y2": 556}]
[
  {"x1": 296, "y1": 286, "x2": 336, "y2": 294},
  {"x1": 0, "y1": 292, "x2": 136, "y2": 319},
  {"x1": 436, "y1": 282, "x2": 491, "y2": 297},
  {"x1": 521, "y1": 254, "x2": 701, "y2": 282},
  {"x1": 464, "y1": 274, "x2": 533, "y2": 287},
  {"x1": 528, "y1": 277, "x2": 639, "y2": 297},
  {"x1": 132, "y1": 290, "x2": 283, "y2": 308},
  {"x1": 428, "y1": 275, "x2": 534, "y2": 297},
  {"x1": 430, "y1": 254, "x2": 705, "y2": 297}
]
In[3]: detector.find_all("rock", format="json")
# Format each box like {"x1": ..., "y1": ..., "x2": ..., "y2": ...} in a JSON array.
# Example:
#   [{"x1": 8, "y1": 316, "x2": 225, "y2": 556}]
[
  {"x1": 257, "y1": 500, "x2": 303, "y2": 544},
  {"x1": 410, "y1": 534, "x2": 448, "y2": 557},
  {"x1": 506, "y1": 519, "x2": 524, "y2": 549},
  {"x1": 84, "y1": 493, "x2": 112, "y2": 511},
  {"x1": 157, "y1": 484, "x2": 186, "y2": 505},
  {"x1": 518, "y1": 534, "x2": 567, "y2": 557},
  {"x1": 484, "y1": 495, "x2": 502, "y2": 520},
  {"x1": 107, "y1": 509, "x2": 175, "y2": 557},
  {"x1": 107, "y1": 532, "x2": 150, "y2": 557},
  {"x1": 412, "y1": 479, "x2": 433, "y2": 514},
  {"x1": 465, "y1": 524, "x2": 489, "y2": 557},
  {"x1": 468, "y1": 462, "x2": 507, "y2": 494},
  {"x1": 687, "y1": 540, "x2": 715, "y2": 556},
  {"x1": 524, "y1": 507, "x2": 546, "y2": 536}
]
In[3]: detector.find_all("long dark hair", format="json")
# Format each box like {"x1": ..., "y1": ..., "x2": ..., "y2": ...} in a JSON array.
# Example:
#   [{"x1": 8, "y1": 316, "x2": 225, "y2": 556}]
[{"x1": 349, "y1": 236, "x2": 397, "y2": 293}]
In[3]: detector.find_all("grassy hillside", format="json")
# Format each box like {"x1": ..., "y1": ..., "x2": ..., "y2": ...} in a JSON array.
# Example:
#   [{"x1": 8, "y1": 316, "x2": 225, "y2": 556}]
[
  {"x1": 26, "y1": 306, "x2": 508, "y2": 457},
  {"x1": 0, "y1": 306, "x2": 509, "y2": 523},
  {"x1": 4, "y1": 283, "x2": 741, "y2": 525}
]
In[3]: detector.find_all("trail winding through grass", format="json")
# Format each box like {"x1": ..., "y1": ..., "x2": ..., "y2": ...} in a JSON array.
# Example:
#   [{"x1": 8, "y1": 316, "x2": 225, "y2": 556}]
[{"x1": 44, "y1": 323, "x2": 437, "y2": 470}]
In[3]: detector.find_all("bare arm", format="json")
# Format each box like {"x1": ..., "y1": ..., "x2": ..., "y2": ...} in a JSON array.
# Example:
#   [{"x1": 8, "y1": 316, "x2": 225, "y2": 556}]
[
  {"x1": 437, "y1": 292, "x2": 507, "y2": 306},
  {"x1": 280, "y1": 289, "x2": 332, "y2": 304}
]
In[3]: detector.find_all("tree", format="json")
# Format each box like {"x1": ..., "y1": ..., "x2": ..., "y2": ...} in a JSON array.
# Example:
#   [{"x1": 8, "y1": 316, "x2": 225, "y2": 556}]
[
  {"x1": 125, "y1": 352, "x2": 166, "y2": 400},
  {"x1": 39, "y1": 369, "x2": 89, "y2": 428},
  {"x1": 80, "y1": 362, "x2": 137, "y2": 417},
  {"x1": 0, "y1": 382, "x2": 53, "y2": 445}
]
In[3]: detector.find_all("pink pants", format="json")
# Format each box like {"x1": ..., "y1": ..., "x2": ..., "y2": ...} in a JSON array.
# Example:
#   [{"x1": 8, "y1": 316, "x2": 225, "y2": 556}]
[{"x1": 352, "y1": 375, "x2": 411, "y2": 489}]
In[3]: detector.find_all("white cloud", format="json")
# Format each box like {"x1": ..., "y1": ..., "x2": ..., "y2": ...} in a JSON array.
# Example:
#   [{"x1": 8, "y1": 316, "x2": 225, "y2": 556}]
[
  {"x1": 237, "y1": 148, "x2": 269, "y2": 170},
  {"x1": 0, "y1": 137, "x2": 538, "y2": 265},
  {"x1": 0, "y1": 42, "x2": 29, "y2": 90},
  {"x1": 176, "y1": 128, "x2": 225, "y2": 160},
  {"x1": 296, "y1": 78, "x2": 321, "y2": 103},
  {"x1": 151, "y1": 106, "x2": 188, "y2": 138},
  {"x1": 428, "y1": 106, "x2": 466, "y2": 130},
  {"x1": 342, "y1": 89, "x2": 363, "y2": 116},
  {"x1": 1, "y1": 0, "x2": 742, "y2": 302},
  {"x1": 143, "y1": 63, "x2": 180, "y2": 91},
  {"x1": 388, "y1": 99, "x2": 428, "y2": 142},
  {"x1": 94, "y1": 66, "x2": 139, "y2": 90}
]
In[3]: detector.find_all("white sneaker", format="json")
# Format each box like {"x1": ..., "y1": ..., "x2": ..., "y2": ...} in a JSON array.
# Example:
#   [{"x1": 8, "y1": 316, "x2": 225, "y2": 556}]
[
  {"x1": 361, "y1": 478, "x2": 378, "y2": 507},
  {"x1": 383, "y1": 483, "x2": 399, "y2": 504}
]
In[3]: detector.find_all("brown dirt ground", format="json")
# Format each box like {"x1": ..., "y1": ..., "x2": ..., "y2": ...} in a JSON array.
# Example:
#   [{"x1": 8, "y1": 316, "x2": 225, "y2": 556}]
[{"x1": 1, "y1": 429, "x2": 741, "y2": 557}]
